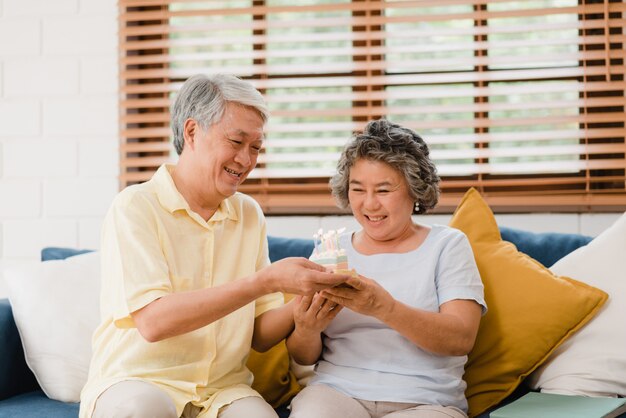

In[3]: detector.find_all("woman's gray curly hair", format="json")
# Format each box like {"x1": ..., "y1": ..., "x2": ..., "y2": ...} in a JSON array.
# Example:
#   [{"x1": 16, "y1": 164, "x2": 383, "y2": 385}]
[{"x1": 330, "y1": 119, "x2": 440, "y2": 214}]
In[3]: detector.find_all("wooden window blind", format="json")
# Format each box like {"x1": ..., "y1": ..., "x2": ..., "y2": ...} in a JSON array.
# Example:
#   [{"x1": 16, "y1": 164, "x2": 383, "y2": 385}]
[{"x1": 119, "y1": 0, "x2": 626, "y2": 214}]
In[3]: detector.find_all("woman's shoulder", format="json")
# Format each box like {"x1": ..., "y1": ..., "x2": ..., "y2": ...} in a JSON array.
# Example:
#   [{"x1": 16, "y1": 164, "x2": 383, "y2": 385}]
[
  {"x1": 427, "y1": 224, "x2": 472, "y2": 249},
  {"x1": 430, "y1": 224, "x2": 467, "y2": 236}
]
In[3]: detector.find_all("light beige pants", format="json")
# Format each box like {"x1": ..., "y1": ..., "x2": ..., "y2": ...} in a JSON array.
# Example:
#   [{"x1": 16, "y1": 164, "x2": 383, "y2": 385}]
[
  {"x1": 289, "y1": 384, "x2": 467, "y2": 418},
  {"x1": 92, "y1": 380, "x2": 277, "y2": 418}
]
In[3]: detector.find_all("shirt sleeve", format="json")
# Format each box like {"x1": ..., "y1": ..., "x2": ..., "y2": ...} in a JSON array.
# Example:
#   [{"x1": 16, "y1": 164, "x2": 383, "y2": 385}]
[
  {"x1": 435, "y1": 231, "x2": 487, "y2": 315},
  {"x1": 254, "y1": 214, "x2": 284, "y2": 317},
  {"x1": 101, "y1": 191, "x2": 172, "y2": 328}
]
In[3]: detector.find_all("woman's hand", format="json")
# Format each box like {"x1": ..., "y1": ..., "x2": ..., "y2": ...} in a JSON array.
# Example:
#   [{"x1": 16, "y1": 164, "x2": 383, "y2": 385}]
[
  {"x1": 323, "y1": 275, "x2": 483, "y2": 356},
  {"x1": 293, "y1": 293, "x2": 342, "y2": 336},
  {"x1": 320, "y1": 275, "x2": 396, "y2": 321},
  {"x1": 287, "y1": 293, "x2": 341, "y2": 365}
]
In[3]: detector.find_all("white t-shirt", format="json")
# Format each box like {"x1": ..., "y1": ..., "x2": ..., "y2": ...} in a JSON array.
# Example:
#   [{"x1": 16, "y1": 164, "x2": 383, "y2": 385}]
[{"x1": 310, "y1": 225, "x2": 486, "y2": 412}]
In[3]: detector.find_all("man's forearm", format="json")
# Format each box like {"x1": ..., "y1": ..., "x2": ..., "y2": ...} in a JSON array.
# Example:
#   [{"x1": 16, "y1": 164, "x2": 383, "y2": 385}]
[{"x1": 132, "y1": 274, "x2": 266, "y2": 342}]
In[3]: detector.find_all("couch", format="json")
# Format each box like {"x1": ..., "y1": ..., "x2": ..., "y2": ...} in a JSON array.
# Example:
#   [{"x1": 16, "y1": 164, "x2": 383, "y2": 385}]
[{"x1": 0, "y1": 227, "x2": 607, "y2": 418}]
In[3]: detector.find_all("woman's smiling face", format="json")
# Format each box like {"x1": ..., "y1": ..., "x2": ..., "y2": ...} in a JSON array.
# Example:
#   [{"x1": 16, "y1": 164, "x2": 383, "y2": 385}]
[{"x1": 348, "y1": 158, "x2": 415, "y2": 244}]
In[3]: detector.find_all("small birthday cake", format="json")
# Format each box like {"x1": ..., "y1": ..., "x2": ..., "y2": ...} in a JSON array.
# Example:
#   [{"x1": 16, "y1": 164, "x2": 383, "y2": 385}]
[{"x1": 310, "y1": 228, "x2": 352, "y2": 275}]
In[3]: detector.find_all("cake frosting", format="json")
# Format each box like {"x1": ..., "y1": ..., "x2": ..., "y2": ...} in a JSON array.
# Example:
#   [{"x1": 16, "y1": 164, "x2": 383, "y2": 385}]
[{"x1": 310, "y1": 228, "x2": 349, "y2": 271}]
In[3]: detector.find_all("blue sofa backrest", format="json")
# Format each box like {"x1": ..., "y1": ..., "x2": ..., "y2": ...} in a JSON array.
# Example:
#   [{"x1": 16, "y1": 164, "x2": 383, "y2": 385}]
[
  {"x1": 0, "y1": 299, "x2": 39, "y2": 400},
  {"x1": 499, "y1": 227, "x2": 592, "y2": 268}
]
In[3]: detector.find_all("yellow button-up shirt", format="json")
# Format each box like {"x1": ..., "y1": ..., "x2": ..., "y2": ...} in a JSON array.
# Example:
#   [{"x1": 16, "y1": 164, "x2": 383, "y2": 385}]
[{"x1": 79, "y1": 164, "x2": 282, "y2": 418}]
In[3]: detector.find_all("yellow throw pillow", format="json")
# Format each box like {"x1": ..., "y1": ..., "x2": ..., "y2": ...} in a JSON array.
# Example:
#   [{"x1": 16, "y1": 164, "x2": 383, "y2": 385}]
[
  {"x1": 449, "y1": 188, "x2": 608, "y2": 417},
  {"x1": 247, "y1": 340, "x2": 301, "y2": 408}
]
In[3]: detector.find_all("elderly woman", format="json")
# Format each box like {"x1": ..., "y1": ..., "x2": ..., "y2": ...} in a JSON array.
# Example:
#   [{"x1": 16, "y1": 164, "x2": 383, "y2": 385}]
[{"x1": 286, "y1": 119, "x2": 487, "y2": 418}]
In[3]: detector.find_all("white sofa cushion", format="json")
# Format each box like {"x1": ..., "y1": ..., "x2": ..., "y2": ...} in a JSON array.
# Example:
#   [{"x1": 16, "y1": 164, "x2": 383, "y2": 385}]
[{"x1": 3, "y1": 252, "x2": 100, "y2": 402}]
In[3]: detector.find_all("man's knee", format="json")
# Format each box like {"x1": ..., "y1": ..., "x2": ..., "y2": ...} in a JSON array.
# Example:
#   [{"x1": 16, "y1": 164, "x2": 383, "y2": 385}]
[
  {"x1": 217, "y1": 396, "x2": 277, "y2": 418},
  {"x1": 93, "y1": 381, "x2": 177, "y2": 418}
]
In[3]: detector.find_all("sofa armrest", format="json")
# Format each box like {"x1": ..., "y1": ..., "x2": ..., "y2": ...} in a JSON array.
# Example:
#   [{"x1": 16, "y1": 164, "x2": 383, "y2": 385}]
[{"x1": 0, "y1": 299, "x2": 39, "y2": 400}]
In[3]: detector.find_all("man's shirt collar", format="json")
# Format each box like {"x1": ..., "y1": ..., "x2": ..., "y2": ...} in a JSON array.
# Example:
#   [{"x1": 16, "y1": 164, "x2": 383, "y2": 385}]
[{"x1": 154, "y1": 164, "x2": 238, "y2": 223}]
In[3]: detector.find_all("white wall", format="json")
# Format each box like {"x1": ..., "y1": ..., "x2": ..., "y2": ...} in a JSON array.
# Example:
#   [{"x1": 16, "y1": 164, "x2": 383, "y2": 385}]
[{"x1": 0, "y1": 0, "x2": 119, "y2": 264}]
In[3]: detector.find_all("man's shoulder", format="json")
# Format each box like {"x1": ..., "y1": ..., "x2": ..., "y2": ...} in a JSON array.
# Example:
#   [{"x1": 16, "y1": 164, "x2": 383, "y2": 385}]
[
  {"x1": 101, "y1": 182, "x2": 161, "y2": 236},
  {"x1": 112, "y1": 181, "x2": 157, "y2": 208},
  {"x1": 228, "y1": 192, "x2": 264, "y2": 216}
]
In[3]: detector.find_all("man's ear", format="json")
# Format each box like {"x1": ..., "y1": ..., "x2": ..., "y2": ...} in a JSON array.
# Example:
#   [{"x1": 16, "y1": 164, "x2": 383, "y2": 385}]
[{"x1": 183, "y1": 118, "x2": 199, "y2": 150}]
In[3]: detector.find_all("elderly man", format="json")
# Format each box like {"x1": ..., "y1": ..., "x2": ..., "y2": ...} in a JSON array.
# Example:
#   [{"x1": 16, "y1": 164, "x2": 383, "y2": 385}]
[{"x1": 79, "y1": 74, "x2": 349, "y2": 418}]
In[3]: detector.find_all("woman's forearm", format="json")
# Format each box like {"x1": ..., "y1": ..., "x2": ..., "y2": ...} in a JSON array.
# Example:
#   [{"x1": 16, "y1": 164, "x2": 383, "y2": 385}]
[
  {"x1": 252, "y1": 300, "x2": 296, "y2": 352},
  {"x1": 380, "y1": 299, "x2": 482, "y2": 356},
  {"x1": 286, "y1": 329, "x2": 323, "y2": 365}
]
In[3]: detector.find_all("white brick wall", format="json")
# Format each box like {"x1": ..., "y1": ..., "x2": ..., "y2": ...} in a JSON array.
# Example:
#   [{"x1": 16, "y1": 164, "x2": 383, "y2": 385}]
[
  {"x1": 2, "y1": 219, "x2": 77, "y2": 258},
  {"x1": 4, "y1": 58, "x2": 79, "y2": 97},
  {"x1": 43, "y1": 16, "x2": 117, "y2": 56},
  {"x1": 44, "y1": 97, "x2": 118, "y2": 136},
  {"x1": 3, "y1": 0, "x2": 77, "y2": 16},
  {"x1": 4, "y1": 140, "x2": 77, "y2": 177},
  {"x1": 0, "y1": 19, "x2": 40, "y2": 56},
  {"x1": 0, "y1": 100, "x2": 40, "y2": 136},
  {"x1": 0, "y1": 0, "x2": 119, "y2": 263},
  {"x1": 0, "y1": 180, "x2": 41, "y2": 217}
]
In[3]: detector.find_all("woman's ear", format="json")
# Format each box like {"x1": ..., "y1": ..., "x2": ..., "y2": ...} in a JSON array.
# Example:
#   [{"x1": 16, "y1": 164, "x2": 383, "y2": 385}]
[{"x1": 183, "y1": 118, "x2": 198, "y2": 150}]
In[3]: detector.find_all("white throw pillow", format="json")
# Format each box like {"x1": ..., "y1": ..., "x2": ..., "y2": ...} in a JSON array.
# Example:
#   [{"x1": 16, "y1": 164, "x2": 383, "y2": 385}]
[
  {"x1": 3, "y1": 252, "x2": 101, "y2": 402},
  {"x1": 529, "y1": 212, "x2": 626, "y2": 397}
]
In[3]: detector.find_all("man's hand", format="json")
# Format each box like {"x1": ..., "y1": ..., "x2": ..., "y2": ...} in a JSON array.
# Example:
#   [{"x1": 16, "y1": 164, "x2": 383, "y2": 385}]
[{"x1": 257, "y1": 257, "x2": 352, "y2": 296}]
